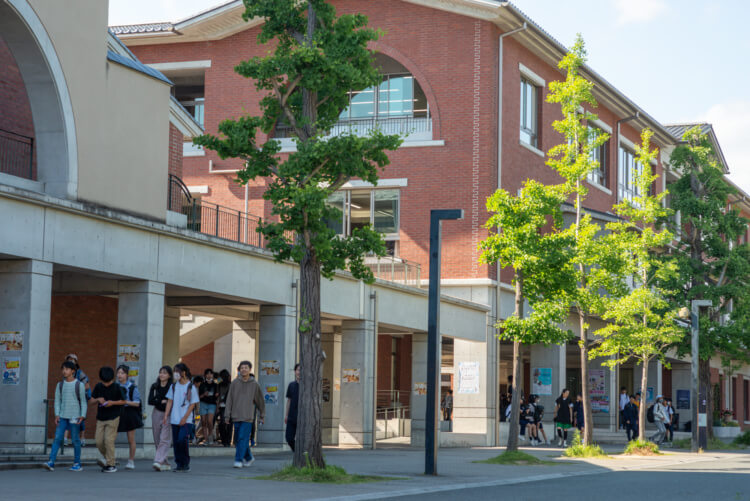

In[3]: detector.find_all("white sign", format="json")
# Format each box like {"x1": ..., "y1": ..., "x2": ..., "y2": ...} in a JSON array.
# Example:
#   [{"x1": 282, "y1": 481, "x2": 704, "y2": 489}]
[{"x1": 457, "y1": 362, "x2": 480, "y2": 394}]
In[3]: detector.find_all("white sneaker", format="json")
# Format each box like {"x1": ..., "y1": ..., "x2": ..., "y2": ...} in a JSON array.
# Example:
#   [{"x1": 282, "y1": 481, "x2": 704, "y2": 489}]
[
  {"x1": 562, "y1": 440, "x2": 567, "y2": 447},
  {"x1": 96, "y1": 458, "x2": 107, "y2": 468},
  {"x1": 242, "y1": 458, "x2": 255, "y2": 467},
  {"x1": 518, "y1": 435, "x2": 526, "y2": 442},
  {"x1": 81, "y1": 438, "x2": 86, "y2": 447},
  {"x1": 152, "y1": 462, "x2": 161, "y2": 472},
  {"x1": 126, "y1": 460, "x2": 135, "y2": 470},
  {"x1": 160, "y1": 463, "x2": 172, "y2": 471},
  {"x1": 233, "y1": 461, "x2": 243, "y2": 468}
]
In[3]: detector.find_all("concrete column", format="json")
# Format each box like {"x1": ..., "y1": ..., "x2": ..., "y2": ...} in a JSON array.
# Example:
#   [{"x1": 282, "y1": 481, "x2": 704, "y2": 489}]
[
  {"x1": 321, "y1": 330, "x2": 342, "y2": 445},
  {"x1": 214, "y1": 321, "x2": 257, "y2": 376},
  {"x1": 452, "y1": 338, "x2": 491, "y2": 442},
  {"x1": 410, "y1": 333, "x2": 427, "y2": 447},
  {"x1": 339, "y1": 319, "x2": 375, "y2": 447},
  {"x1": 0, "y1": 260, "x2": 52, "y2": 453},
  {"x1": 608, "y1": 356, "x2": 618, "y2": 432},
  {"x1": 117, "y1": 281, "x2": 165, "y2": 445},
  {"x1": 162, "y1": 307, "x2": 180, "y2": 367},
  {"x1": 256, "y1": 305, "x2": 296, "y2": 446},
  {"x1": 529, "y1": 344, "x2": 566, "y2": 424}
]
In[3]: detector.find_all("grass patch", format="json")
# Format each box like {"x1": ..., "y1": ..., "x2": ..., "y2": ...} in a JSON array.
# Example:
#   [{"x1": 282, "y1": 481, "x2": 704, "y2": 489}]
[
  {"x1": 254, "y1": 464, "x2": 397, "y2": 484},
  {"x1": 669, "y1": 436, "x2": 746, "y2": 451},
  {"x1": 623, "y1": 439, "x2": 662, "y2": 456},
  {"x1": 672, "y1": 438, "x2": 691, "y2": 449},
  {"x1": 733, "y1": 430, "x2": 750, "y2": 447},
  {"x1": 475, "y1": 449, "x2": 557, "y2": 466},
  {"x1": 562, "y1": 430, "x2": 608, "y2": 458}
]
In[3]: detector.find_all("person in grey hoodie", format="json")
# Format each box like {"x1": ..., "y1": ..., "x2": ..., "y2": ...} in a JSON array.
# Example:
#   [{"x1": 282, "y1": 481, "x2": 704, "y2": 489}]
[
  {"x1": 225, "y1": 360, "x2": 265, "y2": 468},
  {"x1": 650, "y1": 395, "x2": 669, "y2": 445}
]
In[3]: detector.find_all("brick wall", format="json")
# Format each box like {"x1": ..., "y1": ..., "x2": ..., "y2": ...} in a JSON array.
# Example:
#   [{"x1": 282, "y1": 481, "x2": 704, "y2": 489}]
[
  {"x1": 181, "y1": 342, "x2": 215, "y2": 377},
  {"x1": 0, "y1": 37, "x2": 36, "y2": 180},
  {"x1": 168, "y1": 123, "x2": 183, "y2": 179}
]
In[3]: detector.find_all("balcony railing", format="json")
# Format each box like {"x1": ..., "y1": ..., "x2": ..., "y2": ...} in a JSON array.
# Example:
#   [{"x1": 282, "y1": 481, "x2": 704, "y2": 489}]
[
  {"x1": 167, "y1": 175, "x2": 422, "y2": 288},
  {"x1": 0, "y1": 128, "x2": 33, "y2": 180},
  {"x1": 274, "y1": 116, "x2": 432, "y2": 139}
]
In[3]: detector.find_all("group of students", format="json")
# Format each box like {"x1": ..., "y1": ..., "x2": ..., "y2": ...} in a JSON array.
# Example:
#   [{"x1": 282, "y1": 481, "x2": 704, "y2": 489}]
[
  {"x1": 44, "y1": 354, "x2": 302, "y2": 473},
  {"x1": 618, "y1": 388, "x2": 676, "y2": 445},
  {"x1": 515, "y1": 389, "x2": 584, "y2": 447}
]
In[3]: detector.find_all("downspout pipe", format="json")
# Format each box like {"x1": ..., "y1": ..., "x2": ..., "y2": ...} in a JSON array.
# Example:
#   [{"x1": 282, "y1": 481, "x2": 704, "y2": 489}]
[{"x1": 495, "y1": 20, "x2": 526, "y2": 447}]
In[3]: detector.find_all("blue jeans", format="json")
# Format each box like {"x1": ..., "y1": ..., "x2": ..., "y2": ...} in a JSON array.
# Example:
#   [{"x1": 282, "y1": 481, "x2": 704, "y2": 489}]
[
  {"x1": 233, "y1": 421, "x2": 253, "y2": 462},
  {"x1": 50, "y1": 418, "x2": 81, "y2": 465},
  {"x1": 171, "y1": 424, "x2": 191, "y2": 468}
]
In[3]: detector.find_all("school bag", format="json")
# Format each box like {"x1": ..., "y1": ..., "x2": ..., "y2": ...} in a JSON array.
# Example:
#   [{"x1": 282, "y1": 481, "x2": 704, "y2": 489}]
[{"x1": 647, "y1": 404, "x2": 655, "y2": 423}]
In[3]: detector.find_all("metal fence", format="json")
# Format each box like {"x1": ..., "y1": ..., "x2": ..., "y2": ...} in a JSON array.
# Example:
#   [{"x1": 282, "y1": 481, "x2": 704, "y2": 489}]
[
  {"x1": 274, "y1": 116, "x2": 432, "y2": 139},
  {"x1": 0, "y1": 128, "x2": 33, "y2": 179},
  {"x1": 365, "y1": 256, "x2": 422, "y2": 289}
]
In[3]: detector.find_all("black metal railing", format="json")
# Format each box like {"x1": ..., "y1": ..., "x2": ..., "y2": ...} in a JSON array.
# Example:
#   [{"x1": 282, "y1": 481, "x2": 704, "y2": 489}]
[
  {"x1": 274, "y1": 116, "x2": 432, "y2": 139},
  {"x1": 0, "y1": 128, "x2": 34, "y2": 179}
]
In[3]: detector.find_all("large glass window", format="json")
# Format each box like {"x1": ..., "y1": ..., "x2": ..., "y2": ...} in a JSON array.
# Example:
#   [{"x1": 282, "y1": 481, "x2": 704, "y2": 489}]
[
  {"x1": 520, "y1": 77, "x2": 538, "y2": 147},
  {"x1": 325, "y1": 188, "x2": 400, "y2": 241},
  {"x1": 340, "y1": 74, "x2": 428, "y2": 121},
  {"x1": 587, "y1": 127, "x2": 608, "y2": 187},
  {"x1": 618, "y1": 146, "x2": 643, "y2": 203},
  {"x1": 171, "y1": 74, "x2": 205, "y2": 128}
]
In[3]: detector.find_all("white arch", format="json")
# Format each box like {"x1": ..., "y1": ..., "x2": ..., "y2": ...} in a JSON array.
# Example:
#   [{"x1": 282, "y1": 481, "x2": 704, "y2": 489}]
[{"x1": 1, "y1": 0, "x2": 77, "y2": 199}]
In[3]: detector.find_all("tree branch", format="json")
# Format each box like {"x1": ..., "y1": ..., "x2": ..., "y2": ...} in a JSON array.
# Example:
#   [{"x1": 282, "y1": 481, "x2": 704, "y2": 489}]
[{"x1": 300, "y1": 159, "x2": 329, "y2": 187}]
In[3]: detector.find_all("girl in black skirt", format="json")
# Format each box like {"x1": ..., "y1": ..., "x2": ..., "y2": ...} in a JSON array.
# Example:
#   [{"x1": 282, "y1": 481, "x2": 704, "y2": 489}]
[{"x1": 117, "y1": 365, "x2": 143, "y2": 469}]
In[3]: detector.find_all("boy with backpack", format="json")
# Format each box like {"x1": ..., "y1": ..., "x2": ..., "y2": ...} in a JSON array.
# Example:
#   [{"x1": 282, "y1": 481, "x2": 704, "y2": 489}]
[
  {"x1": 91, "y1": 366, "x2": 125, "y2": 472},
  {"x1": 43, "y1": 361, "x2": 87, "y2": 471},
  {"x1": 164, "y1": 363, "x2": 200, "y2": 472}
]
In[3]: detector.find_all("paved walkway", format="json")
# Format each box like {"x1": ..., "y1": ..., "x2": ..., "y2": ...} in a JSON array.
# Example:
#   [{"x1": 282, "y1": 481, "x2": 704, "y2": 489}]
[{"x1": 1, "y1": 443, "x2": 746, "y2": 500}]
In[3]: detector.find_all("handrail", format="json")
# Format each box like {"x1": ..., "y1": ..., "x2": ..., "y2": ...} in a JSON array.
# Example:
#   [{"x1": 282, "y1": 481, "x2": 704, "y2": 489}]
[
  {"x1": 0, "y1": 127, "x2": 34, "y2": 180},
  {"x1": 274, "y1": 116, "x2": 432, "y2": 139},
  {"x1": 167, "y1": 173, "x2": 193, "y2": 211}
]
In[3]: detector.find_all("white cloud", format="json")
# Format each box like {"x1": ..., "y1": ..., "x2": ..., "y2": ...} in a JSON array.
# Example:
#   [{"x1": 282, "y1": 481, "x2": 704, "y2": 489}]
[
  {"x1": 700, "y1": 100, "x2": 750, "y2": 194},
  {"x1": 108, "y1": 0, "x2": 220, "y2": 25},
  {"x1": 613, "y1": 0, "x2": 668, "y2": 25}
]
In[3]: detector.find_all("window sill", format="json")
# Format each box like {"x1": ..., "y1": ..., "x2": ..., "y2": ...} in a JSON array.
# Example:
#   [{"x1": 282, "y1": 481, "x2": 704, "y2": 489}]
[
  {"x1": 519, "y1": 140, "x2": 544, "y2": 158},
  {"x1": 588, "y1": 181, "x2": 612, "y2": 195}
]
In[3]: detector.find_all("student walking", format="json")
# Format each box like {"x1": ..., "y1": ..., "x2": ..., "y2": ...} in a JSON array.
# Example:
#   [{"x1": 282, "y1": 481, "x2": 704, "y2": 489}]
[
  {"x1": 216, "y1": 369, "x2": 232, "y2": 447},
  {"x1": 650, "y1": 395, "x2": 669, "y2": 445},
  {"x1": 64, "y1": 354, "x2": 91, "y2": 446},
  {"x1": 573, "y1": 393, "x2": 585, "y2": 435},
  {"x1": 554, "y1": 389, "x2": 573, "y2": 447},
  {"x1": 148, "y1": 365, "x2": 173, "y2": 471},
  {"x1": 226, "y1": 361, "x2": 265, "y2": 468},
  {"x1": 91, "y1": 366, "x2": 125, "y2": 472},
  {"x1": 623, "y1": 394, "x2": 639, "y2": 441},
  {"x1": 665, "y1": 398, "x2": 675, "y2": 445},
  {"x1": 43, "y1": 361, "x2": 87, "y2": 471},
  {"x1": 164, "y1": 363, "x2": 200, "y2": 472},
  {"x1": 199, "y1": 369, "x2": 218, "y2": 445},
  {"x1": 116, "y1": 365, "x2": 143, "y2": 470},
  {"x1": 619, "y1": 387, "x2": 629, "y2": 430},
  {"x1": 285, "y1": 364, "x2": 300, "y2": 451}
]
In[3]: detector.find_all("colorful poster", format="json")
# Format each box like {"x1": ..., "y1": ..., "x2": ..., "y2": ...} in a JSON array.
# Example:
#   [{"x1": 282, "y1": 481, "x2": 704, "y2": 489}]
[
  {"x1": 591, "y1": 395, "x2": 610, "y2": 413},
  {"x1": 457, "y1": 362, "x2": 480, "y2": 394},
  {"x1": 588, "y1": 369, "x2": 608, "y2": 413},
  {"x1": 0, "y1": 331, "x2": 23, "y2": 352},
  {"x1": 2, "y1": 357, "x2": 21, "y2": 385},
  {"x1": 127, "y1": 366, "x2": 139, "y2": 379},
  {"x1": 531, "y1": 368, "x2": 552, "y2": 395},
  {"x1": 117, "y1": 344, "x2": 140, "y2": 364},
  {"x1": 342, "y1": 368, "x2": 360, "y2": 383},
  {"x1": 413, "y1": 382, "x2": 427, "y2": 396},
  {"x1": 334, "y1": 378, "x2": 341, "y2": 391},
  {"x1": 260, "y1": 360, "x2": 280, "y2": 376},
  {"x1": 264, "y1": 385, "x2": 278, "y2": 405},
  {"x1": 676, "y1": 389, "x2": 690, "y2": 409},
  {"x1": 647, "y1": 387, "x2": 654, "y2": 404}
]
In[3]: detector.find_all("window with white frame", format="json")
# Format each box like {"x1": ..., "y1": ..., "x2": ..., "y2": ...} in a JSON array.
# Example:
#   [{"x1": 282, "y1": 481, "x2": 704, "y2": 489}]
[
  {"x1": 587, "y1": 127, "x2": 608, "y2": 187},
  {"x1": 325, "y1": 189, "x2": 400, "y2": 255},
  {"x1": 520, "y1": 77, "x2": 538, "y2": 148},
  {"x1": 618, "y1": 146, "x2": 642, "y2": 203}
]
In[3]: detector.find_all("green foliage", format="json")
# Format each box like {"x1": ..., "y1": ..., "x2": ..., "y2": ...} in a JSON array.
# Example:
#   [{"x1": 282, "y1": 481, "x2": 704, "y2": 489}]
[
  {"x1": 623, "y1": 438, "x2": 661, "y2": 455},
  {"x1": 671, "y1": 438, "x2": 691, "y2": 449},
  {"x1": 255, "y1": 463, "x2": 395, "y2": 483},
  {"x1": 475, "y1": 450, "x2": 556, "y2": 465},
  {"x1": 590, "y1": 129, "x2": 684, "y2": 368},
  {"x1": 563, "y1": 430, "x2": 607, "y2": 458},
  {"x1": 734, "y1": 430, "x2": 750, "y2": 446},
  {"x1": 662, "y1": 127, "x2": 750, "y2": 367},
  {"x1": 194, "y1": 0, "x2": 403, "y2": 280}
]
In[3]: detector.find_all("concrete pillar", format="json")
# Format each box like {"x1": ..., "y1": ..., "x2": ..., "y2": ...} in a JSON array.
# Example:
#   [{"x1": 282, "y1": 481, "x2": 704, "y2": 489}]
[
  {"x1": 321, "y1": 330, "x2": 341, "y2": 445},
  {"x1": 410, "y1": 333, "x2": 427, "y2": 447},
  {"x1": 163, "y1": 307, "x2": 180, "y2": 367},
  {"x1": 117, "y1": 281, "x2": 165, "y2": 445},
  {"x1": 339, "y1": 319, "x2": 375, "y2": 447},
  {"x1": 529, "y1": 344, "x2": 566, "y2": 424},
  {"x1": 608, "y1": 356, "x2": 618, "y2": 432},
  {"x1": 0, "y1": 260, "x2": 52, "y2": 453},
  {"x1": 256, "y1": 305, "x2": 296, "y2": 446},
  {"x1": 452, "y1": 338, "x2": 491, "y2": 441},
  {"x1": 214, "y1": 321, "x2": 257, "y2": 376}
]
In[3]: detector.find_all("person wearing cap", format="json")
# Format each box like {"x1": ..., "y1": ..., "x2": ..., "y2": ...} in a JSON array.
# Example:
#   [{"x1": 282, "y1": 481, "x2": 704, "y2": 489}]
[
  {"x1": 65, "y1": 354, "x2": 91, "y2": 446},
  {"x1": 650, "y1": 395, "x2": 669, "y2": 445}
]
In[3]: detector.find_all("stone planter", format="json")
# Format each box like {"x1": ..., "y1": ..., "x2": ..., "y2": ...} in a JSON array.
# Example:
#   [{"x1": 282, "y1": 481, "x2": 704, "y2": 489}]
[{"x1": 713, "y1": 426, "x2": 741, "y2": 439}]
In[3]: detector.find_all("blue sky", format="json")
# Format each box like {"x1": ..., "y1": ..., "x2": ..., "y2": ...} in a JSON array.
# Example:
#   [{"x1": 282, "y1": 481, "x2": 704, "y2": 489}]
[{"x1": 109, "y1": 0, "x2": 750, "y2": 193}]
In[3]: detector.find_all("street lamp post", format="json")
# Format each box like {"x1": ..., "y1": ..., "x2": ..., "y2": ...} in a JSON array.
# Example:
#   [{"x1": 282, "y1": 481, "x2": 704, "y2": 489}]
[
  {"x1": 690, "y1": 299, "x2": 712, "y2": 452},
  {"x1": 425, "y1": 209, "x2": 463, "y2": 476}
]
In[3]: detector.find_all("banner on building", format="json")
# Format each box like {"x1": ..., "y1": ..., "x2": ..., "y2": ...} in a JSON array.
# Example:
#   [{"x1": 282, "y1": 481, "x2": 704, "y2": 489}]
[
  {"x1": 457, "y1": 362, "x2": 480, "y2": 394},
  {"x1": 588, "y1": 369, "x2": 609, "y2": 413},
  {"x1": 531, "y1": 368, "x2": 552, "y2": 395},
  {"x1": 0, "y1": 331, "x2": 23, "y2": 352},
  {"x1": 2, "y1": 357, "x2": 21, "y2": 385}
]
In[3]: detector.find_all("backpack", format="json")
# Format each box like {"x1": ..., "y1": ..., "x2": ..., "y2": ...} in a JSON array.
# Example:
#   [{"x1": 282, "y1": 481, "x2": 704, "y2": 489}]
[
  {"x1": 171, "y1": 381, "x2": 194, "y2": 407},
  {"x1": 58, "y1": 379, "x2": 83, "y2": 407},
  {"x1": 646, "y1": 404, "x2": 655, "y2": 423}
]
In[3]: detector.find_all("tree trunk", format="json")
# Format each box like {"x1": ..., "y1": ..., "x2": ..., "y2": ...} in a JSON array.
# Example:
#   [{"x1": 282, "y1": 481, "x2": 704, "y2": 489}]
[
  {"x1": 700, "y1": 358, "x2": 713, "y2": 440},
  {"x1": 638, "y1": 357, "x2": 649, "y2": 440},
  {"x1": 294, "y1": 247, "x2": 325, "y2": 468},
  {"x1": 506, "y1": 271, "x2": 524, "y2": 452},
  {"x1": 579, "y1": 309, "x2": 594, "y2": 445}
]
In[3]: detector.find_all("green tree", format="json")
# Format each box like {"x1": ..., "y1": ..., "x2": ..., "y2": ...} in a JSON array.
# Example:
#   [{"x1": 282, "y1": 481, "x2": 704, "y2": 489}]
[
  {"x1": 663, "y1": 127, "x2": 750, "y2": 433},
  {"x1": 480, "y1": 180, "x2": 575, "y2": 452},
  {"x1": 589, "y1": 129, "x2": 684, "y2": 440},
  {"x1": 545, "y1": 35, "x2": 612, "y2": 445},
  {"x1": 195, "y1": 0, "x2": 402, "y2": 468}
]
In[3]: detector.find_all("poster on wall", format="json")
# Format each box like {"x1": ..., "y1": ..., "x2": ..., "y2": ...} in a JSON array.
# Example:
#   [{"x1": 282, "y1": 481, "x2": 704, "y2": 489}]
[
  {"x1": 334, "y1": 378, "x2": 341, "y2": 391},
  {"x1": 591, "y1": 395, "x2": 610, "y2": 413},
  {"x1": 413, "y1": 382, "x2": 427, "y2": 396},
  {"x1": 2, "y1": 357, "x2": 21, "y2": 385},
  {"x1": 260, "y1": 360, "x2": 280, "y2": 376},
  {"x1": 588, "y1": 369, "x2": 609, "y2": 413},
  {"x1": 126, "y1": 366, "x2": 139, "y2": 379},
  {"x1": 117, "y1": 344, "x2": 140, "y2": 364},
  {"x1": 531, "y1": 368, "x2": 552, "y2": 396},
  {"x1": 342, "y1": 368, "x2": 360, "y2": 384},
  {"x1": 676, "y1": 389, "x2": 690, "y2": 409},
  {"x1": 0, "y1": 331, "x2": 23, "y2": 352},
  {"x1": 647, "y1": 387, "x2": 654, "y2": 404},
  {"x1": 457, "y1": 362, "x2": 480, "y2": 394},
  {"x1": 264, "y1": 385, "x2": 278, "y2": 405}
]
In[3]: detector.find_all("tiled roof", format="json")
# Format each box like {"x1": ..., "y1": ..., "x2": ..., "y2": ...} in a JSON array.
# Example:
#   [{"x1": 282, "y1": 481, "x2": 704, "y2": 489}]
[
  {"x1": 110, "y1": 23, "x2": 174, "y2": 35},
  {"x1": 664, "y1": 123, "x2": 713, "y2": 141},
  {"x1": 106, "y1": 50, "x2": 173, "y2": 85}
]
